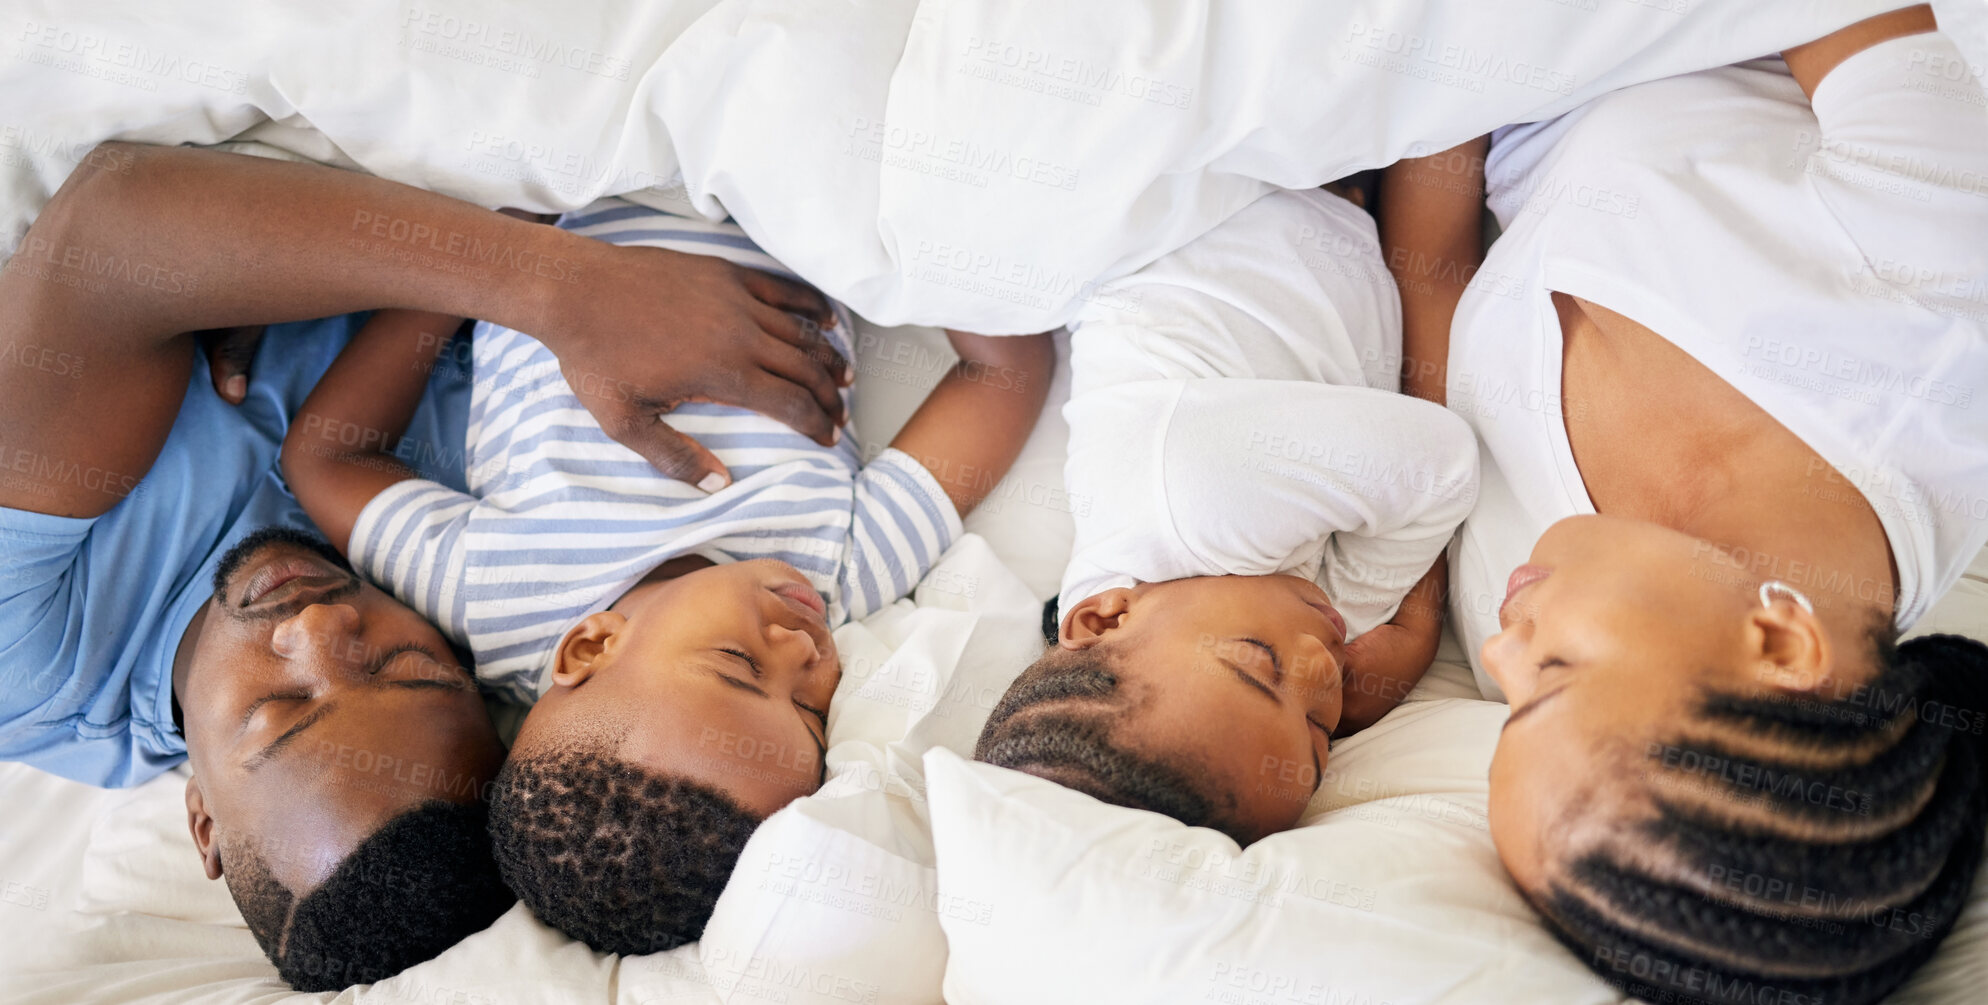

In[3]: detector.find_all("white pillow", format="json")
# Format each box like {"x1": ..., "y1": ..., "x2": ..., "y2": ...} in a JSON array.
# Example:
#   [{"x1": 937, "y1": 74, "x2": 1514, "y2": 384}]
[
  {"x1": 687, "y1": 533, "x2": 1041, "y2": 1005},
  {"x1": 695, "y1": 793, "x2": 948, "y2": 1005},
  {"x1": 77, "y1": 768, "x2": 243, "y2": 927},
  {"x1": 926, "y1": 699, "x2": 1620, "y2": 1005}
]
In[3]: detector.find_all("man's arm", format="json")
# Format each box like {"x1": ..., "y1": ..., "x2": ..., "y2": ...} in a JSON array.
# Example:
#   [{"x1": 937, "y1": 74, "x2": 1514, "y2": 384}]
[
  {"x1": 1376, "y1": 136, "x2": 1488, "y2": 407},
  {"x1": 280, "y1": 310, "x2": 464, "y2": 552},
  {"x1": 888, "y1": 331, "x2": 1057, "y2": 518},
  {"x1": 0, "y1": 143, "x2": 845, "y2": 519}
]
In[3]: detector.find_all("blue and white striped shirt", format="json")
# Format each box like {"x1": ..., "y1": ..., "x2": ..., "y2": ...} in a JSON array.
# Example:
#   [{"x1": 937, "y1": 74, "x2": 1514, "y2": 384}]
[{"x1": 349, "y1": 199, "x2": 961, "y2": 704}]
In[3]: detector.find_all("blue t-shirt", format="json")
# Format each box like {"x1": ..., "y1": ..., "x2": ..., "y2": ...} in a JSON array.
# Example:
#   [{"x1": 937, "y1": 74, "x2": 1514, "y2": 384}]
[{"x1": 0, "y1": 315, "x2": 469, "y2": 787}]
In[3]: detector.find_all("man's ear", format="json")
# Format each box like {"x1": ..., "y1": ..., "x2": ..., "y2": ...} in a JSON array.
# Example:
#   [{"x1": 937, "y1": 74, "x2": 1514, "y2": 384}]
[
  {"x1": 184, "y1": 776, "x2": 223, "y2": 881},
  {"x1": 1061, "y1": 588, "x2": 1136, "y2": 650},
  {"x1": 551, "y1": 610, "x2": 629, "y2": 688},
  {"x1": 1747, "y1": 597, "x2": 1834, "y2": 695}
]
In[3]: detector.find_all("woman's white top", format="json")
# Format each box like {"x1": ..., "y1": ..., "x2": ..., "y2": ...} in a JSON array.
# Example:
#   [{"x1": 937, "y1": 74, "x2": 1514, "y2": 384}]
[{"x1": 1450, "y1": 34, "x2": 1988, "y2": 699}]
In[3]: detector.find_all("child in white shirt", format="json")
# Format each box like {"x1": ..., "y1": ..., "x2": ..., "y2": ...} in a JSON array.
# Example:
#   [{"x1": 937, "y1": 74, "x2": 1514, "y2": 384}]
[{"x1": 974, "y1": 186, "x2": 1478, "y2": 845}]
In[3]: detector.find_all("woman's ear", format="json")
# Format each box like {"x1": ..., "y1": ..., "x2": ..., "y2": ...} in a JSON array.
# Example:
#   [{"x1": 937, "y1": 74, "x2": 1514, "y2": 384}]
[
  {"x1": 1748, "y1": 596, "x2": 1834, "y2": 695},
  {"x1": 184, "y1": 777, "x2": 223, "y2": 881},
  {"x1": 551, "y1": 611, "x2": 630, "y2": 688},
  {"x1": 1061, "y1": 588, "x2": 1136, "y2": 650}
]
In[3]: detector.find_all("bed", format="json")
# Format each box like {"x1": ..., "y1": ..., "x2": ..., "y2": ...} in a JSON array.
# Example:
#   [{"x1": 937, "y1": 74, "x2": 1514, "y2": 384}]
[
  {"x1": 1, "y1": 319, "x2": 1983, "y2": 1005},
  {"x1": 5, "y1": 3, "x2": 1987, "y2": 1001}
]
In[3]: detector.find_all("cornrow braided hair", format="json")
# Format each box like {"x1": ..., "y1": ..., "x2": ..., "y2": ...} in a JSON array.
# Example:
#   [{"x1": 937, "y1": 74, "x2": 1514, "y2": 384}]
[
  {"x1": 1532, "y1": 634, "x2": 1988, "y2": 1005},
  {"x1": 975, "y1": 647, "x2": 1248, "y2": 844},
  {"x1": 487, "y1": 746, "x2": 762, "y2": 957}
]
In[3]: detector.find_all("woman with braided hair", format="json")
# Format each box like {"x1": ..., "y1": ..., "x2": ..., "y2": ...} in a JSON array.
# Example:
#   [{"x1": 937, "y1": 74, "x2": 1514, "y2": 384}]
[{"x1": 1378, "y1": 6, "x2": 1988, "y2": 1002}]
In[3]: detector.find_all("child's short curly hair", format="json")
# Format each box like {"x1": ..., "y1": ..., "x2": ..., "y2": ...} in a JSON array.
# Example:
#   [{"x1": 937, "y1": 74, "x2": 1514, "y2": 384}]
[{"x1": 488, "y1": 743, "x2": 763, "y2": 955}]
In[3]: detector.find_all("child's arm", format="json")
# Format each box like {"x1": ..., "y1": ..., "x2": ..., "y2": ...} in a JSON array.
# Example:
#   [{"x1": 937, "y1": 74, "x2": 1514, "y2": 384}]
[
  {"x1": 1377, "y1": 135, "x2": 1488, "y2": 407},
  {"x1": 887, "y1": 330, "x2": 1057, "y2": 518},
  {"x1": 1337, "y1": 556, "x2": 1447, "y2": 735},
  {"x1": 1782, "y1": 4, "x2": 1935, "y2": 99},
  {"x1": 280, "y1": 309, "x2": 464, "y2": 553}
]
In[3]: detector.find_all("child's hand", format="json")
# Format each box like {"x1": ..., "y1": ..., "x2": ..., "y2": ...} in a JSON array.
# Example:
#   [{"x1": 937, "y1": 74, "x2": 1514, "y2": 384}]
[
  {"x1": 1336, "y1": 557, "x2": 1447, "y2": 735},
  {"x1": 195, "y1": 324, "x2": 266, "y2": 405},
  {"x1": 1339, "y1": 620, "x2": 1439, "y2": 730}
]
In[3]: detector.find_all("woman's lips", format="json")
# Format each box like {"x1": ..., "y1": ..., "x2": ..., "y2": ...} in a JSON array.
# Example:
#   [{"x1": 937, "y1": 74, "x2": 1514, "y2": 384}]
[{"x1": 1501, "y1": 564, "x2": 1553, "y2": 620}]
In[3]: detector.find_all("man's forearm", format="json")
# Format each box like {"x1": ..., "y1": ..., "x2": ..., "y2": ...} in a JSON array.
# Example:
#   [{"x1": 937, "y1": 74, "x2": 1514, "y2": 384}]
[
  {"x1": 11, "y1": 143, "x2": 585, "y2": 350},
  {"x1": 0, "y1": 142, "x2": 587, "y2": 519}
]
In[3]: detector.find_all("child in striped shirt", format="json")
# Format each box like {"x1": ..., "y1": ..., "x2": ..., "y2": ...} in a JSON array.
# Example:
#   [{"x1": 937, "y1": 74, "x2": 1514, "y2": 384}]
[{"x1": 280, "y1": 198, "x2": 1053, "y2": 956}]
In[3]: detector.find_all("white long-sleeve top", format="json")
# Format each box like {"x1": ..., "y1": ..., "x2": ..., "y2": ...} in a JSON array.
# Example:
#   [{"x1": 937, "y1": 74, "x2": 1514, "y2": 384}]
[{"x1": 1059, "y1": 188, "x2": 1480, "y2": 639}]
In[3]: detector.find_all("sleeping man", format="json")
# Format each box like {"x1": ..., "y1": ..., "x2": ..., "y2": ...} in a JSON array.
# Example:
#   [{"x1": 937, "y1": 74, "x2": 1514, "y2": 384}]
[
  {"x1": 278, "y1": 201, "x2": 1054, "y2": 957},
  {"x1": 0, "y1": 143, "x2": 853, "y2": 990},
  {"x1": 973, "y1": 185, "x2": 1480, "y2": 845}
]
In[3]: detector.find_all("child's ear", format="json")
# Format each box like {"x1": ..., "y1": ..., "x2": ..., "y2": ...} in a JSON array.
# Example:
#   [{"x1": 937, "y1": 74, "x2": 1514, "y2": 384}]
[
  {"x1": 551, "y1": 611, "x2": 629, "y2": 688},
  {"x1": 1061, "y1": 588, "x2": 1136, "y2": 650}
]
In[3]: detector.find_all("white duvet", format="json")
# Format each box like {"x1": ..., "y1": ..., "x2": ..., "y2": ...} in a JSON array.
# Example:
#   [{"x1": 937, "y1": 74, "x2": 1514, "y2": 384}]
[{"x1": 4, "y1": 0, "x2": 1981, "y2": 332}]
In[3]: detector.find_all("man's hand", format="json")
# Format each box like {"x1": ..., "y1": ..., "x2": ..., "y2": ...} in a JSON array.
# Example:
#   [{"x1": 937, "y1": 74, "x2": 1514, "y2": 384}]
[{"x1": 542, "y1": 245, "x2": 848, "y2": 491}]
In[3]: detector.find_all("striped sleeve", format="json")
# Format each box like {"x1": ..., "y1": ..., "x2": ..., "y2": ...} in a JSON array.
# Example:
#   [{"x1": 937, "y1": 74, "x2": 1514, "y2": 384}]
[
  {"x1": 348, "y1": 479, "x2": 475, "y2": 648},
  {"x1": 837, "y1": 448, "x2": 964, "y2": 621}
]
